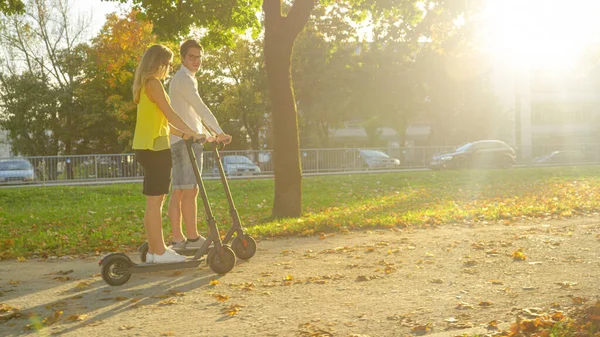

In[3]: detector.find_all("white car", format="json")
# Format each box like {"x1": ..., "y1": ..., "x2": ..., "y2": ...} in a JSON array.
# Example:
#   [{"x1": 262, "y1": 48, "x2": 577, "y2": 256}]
[
  {"x1": 215, "y1": 155, "x2": 261, "y2": 176},
  {"x1": 359, "y1": 150, "x2": 401, "y2": 169},
  {"x1": 0, "y1": 159, "x2": 35, "y2": 183}
]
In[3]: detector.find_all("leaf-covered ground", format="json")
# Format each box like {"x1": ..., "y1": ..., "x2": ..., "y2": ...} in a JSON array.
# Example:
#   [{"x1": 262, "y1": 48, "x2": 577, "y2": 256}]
[{"x1": 1, "y1": 216, "x2": 598, "y2": 336}]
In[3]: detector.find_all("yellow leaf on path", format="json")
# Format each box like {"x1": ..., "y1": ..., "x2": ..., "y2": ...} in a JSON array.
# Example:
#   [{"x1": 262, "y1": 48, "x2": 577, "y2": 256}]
[
  {"x1": 209, "y1": 279, "x2": 220, "y2": 286},
  {"x1": 74, "y1": 281, "x2": 92, "y2": 290},
  {"x1": 282, "y1": 275, "x2": 294, "y2": 281},
  {"x1": 478, "y1": 301, "x2": 493, "y2": 307},
  {"x1": 214, "y1": 294, "x2": 229, "y2": 302},
  {"x1": 17, "y1": 257, "x2": 26, "y2": 262},
  {"x1": 119, "y1": 325, "x2": 134, "y2": 330},
  {"x1": 42, "y1": 310, "x2": 63, "y2": 325},
  {"x1": 512, "y1": 249, "x2": 527, "y2": 261},
  {"x1": 66, "y1": 314, "x2": 88, "y2": 321},
  {"x1": 221, "y1": 304, "x2": 243, "y2": 317},
  {"x1": 159, "y1": 298, "x2": 177, "y2": 306},
  {"x1": 456, "y1": 302, "x2": 474, "y2": 310}
]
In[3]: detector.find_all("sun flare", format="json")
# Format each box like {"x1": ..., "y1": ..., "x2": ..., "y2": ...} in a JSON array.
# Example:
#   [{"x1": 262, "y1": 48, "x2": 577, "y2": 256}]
[{"x1": 482, "y1": 0, "x2": 600, "y2": 70}]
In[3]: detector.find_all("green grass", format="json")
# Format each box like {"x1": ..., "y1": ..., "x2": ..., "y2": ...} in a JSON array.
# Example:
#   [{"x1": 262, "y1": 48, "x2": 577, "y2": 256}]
[{"x1": 2, "y1": 166, "x2": 600, "y2": 258}]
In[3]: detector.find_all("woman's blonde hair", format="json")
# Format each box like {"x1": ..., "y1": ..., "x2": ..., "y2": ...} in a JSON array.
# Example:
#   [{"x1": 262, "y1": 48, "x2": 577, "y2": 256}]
[{"x1": 132, "y1": 44, "x2": 173, "y2": 103}]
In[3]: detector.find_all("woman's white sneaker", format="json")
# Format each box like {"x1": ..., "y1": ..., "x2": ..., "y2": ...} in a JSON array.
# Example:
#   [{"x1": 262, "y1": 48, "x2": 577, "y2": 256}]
[
  {"x1": 154, "y1": 249, "x2": 186, "y2": 263},
  {"x1": 146, "y1": 253, "x2": 155, "y2": 264}
]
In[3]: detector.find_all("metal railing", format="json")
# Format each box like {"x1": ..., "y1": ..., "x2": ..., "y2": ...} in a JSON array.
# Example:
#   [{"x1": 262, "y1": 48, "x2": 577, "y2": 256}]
[{"x1": 2, "y1": 144, "x2": 600, "y2": 186}]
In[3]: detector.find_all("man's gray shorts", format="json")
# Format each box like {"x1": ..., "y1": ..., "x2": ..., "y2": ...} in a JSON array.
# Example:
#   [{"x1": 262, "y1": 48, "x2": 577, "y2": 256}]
[{"x1": 171, "y1": 140, "x2": 203, "y2": 190}]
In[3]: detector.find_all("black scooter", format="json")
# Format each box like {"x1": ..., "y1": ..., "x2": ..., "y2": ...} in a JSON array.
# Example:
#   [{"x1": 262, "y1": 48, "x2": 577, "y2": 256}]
[
  {"x1": 137, "y1": 142, "x2": 257, "y2": 261},
  {"x1": 99, "y1": 139, "x2": 236, "y2": 286}
]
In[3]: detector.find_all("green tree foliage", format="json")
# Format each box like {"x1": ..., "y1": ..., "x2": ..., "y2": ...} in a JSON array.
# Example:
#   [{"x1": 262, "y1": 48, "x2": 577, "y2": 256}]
[
  {"x1": 106, "y1": 0, "x2": 262, "y2": 47},
  {"x1": 0, "y1": 72, "x2": 59, "y2": 156},
  {"x1": 292, "y1": 4, "x2": 361, "y2": 148},
  {"x1": 199, "y1": 37, "x2": 270, "y2": 151},
  {"x1": 0, "y1": 0, "x2": 25, "y2": 15}
]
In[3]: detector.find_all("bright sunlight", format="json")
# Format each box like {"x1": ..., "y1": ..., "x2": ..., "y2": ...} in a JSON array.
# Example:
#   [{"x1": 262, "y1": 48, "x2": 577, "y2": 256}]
[{"x1": 483, "y1": 0, "x2": 600, "y2": 70}]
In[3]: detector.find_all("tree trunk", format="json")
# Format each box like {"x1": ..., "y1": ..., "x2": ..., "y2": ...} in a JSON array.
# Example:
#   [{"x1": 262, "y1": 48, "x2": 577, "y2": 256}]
[{"x1": 263, "y1": 0, "x2": 315, "y2": 218}]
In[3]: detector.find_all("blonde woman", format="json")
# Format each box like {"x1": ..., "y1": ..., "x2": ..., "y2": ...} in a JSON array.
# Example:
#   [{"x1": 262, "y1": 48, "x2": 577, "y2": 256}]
[{"x1": 132, "y1": 44, "x2": 204, "y2": 264}]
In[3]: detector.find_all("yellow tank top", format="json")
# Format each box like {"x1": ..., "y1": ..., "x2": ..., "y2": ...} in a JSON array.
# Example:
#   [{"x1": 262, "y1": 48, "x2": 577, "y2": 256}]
[{"x1": 132, "y1": 82, "x2": 170, "y2": 151}]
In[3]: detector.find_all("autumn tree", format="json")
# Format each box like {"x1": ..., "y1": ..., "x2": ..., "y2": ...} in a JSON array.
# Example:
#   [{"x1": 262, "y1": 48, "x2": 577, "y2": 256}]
[{"x1": 80, "y1": 9, "x2": 157, "y2": 153}]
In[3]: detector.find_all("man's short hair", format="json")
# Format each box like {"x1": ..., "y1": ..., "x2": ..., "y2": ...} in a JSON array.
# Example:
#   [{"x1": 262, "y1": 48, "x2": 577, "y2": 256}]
[{"x1": 180, "y1": 40, "x2": 203, "y2": 58}]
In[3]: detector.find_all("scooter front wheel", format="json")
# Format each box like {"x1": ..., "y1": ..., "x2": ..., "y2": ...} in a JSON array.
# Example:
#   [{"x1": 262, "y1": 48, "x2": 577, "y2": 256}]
[
  {"x1": 208, "y1": 245, "x2": 236, "y2": 275},
  {"x1": 232, "y1": 234, "x2": 257, "y2": 260},
  {"x1": 101, "y1": 255, "x2": 132, "y2": 286}
]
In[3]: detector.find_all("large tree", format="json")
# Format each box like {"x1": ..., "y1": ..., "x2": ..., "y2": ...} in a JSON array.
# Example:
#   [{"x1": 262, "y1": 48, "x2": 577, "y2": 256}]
[{"x1": 103, "y1": 0, "x2": 465, "y2": 218}]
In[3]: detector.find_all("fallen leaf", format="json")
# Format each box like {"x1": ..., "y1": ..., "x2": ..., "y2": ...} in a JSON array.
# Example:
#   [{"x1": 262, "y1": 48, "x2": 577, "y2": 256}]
[
  {"x1": 221, "y1": 304, "x2": 243, "y2": 317},
  {"x1": 456, "y1": 302, "x2": 474, "y2": 310},
  {"x1": 214, "y1": 294, "x2": 229, "y2": 302},
  {"x1": 512, "y1": 249, "x2": 527, "y2": 261},
  {"x1": 159, "y1": 298, "x2": 177, "y2": 306},
  {"x1": 42, "y1": 310, "x2": 63, "y2": 326},
  {"x1": 66, "y1": 314, "x2": 88, "y2": 321}
]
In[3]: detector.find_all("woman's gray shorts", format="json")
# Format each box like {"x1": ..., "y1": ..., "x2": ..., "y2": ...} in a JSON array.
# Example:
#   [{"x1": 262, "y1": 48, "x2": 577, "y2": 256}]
[{"x1": 170, "y1": 140, "x2": 203, "y2": 190}]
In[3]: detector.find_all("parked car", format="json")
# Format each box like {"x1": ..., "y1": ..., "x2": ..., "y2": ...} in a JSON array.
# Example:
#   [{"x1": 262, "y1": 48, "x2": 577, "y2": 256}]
[
  {"x1": 214, "y1": 155, "x2": 261, "y2": 176},
  {"x1": 533, "y1": 150, "x2": 585, "y2": 165},
  {"x1": 358, "y1": 149, "x2": 401, "y2": 169},
  {"x1": 430, "y1": 140, "x2": 516, "y2": 170},
  {"x1": 0, "y1": 159, "x2": 35, "y2": 183}
]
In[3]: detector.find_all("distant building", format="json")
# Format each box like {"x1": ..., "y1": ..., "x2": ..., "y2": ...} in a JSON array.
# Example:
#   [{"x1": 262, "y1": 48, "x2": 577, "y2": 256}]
[{"x1": 328, "y1": 120, "x2": 431, "y2": 148}]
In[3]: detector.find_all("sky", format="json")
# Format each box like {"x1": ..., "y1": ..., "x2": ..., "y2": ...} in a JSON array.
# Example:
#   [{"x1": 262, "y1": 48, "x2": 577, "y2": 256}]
[{"x1": 71, "y1": 0, "x2": 130, "y2": 40}]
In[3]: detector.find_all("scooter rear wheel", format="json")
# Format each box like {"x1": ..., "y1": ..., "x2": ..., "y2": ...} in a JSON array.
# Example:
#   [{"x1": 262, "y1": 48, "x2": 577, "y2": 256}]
[
  {"x1": 208, "y1": 245, "x2": 236, "y2": 275},
  {"x1": 232, "y1": 234, "x2": 257, "y2": 260},
  {"x1": 101, "y1": 255, "x2": 132, "y2": 286}
]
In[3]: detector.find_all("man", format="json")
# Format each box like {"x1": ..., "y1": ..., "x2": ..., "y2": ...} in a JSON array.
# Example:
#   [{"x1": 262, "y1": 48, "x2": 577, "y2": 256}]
[{"x1": 168, "y1": 39, "x2": 232, "y2": 249}]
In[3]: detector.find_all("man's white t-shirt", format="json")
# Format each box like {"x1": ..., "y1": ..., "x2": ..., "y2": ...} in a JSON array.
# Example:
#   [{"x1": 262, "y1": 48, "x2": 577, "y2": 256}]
[{"x1": 168, "y1": 65, "x2": 224, "y2": 144}]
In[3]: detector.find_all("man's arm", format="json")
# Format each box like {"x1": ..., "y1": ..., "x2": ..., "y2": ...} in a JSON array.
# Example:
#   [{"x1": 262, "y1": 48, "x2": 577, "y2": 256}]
[{"x1": 179, "y1": 74, "x2": 224, "y2": 135}]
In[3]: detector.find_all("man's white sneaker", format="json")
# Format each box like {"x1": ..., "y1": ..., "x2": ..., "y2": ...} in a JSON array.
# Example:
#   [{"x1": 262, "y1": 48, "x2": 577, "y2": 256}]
[
  {"x1": 146, "y1": 253, "x2": 155, "y2": 264},
  {"x1": 154, "y1": 249, "x2": 186, "y2": 263}
]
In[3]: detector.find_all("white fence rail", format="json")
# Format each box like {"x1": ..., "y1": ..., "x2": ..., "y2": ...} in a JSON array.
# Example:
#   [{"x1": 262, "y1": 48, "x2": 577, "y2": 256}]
[{"x1": 1, "y1": 144, "x2": 600, "y2": 186}]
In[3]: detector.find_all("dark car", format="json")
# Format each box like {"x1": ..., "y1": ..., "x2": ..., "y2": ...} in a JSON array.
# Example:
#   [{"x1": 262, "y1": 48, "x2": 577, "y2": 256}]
[
  {"x1": 533, "y1": 150, "x2": 585, "y2": 165},
  {"x1": 430, "y1": 140, "x2": 516, "y2": 170}
]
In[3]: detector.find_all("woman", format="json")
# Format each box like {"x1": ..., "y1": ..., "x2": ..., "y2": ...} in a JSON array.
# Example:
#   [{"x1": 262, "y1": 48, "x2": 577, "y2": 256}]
[{"x1": 132, "y1": 44, "x2": 204, "y2": 264}]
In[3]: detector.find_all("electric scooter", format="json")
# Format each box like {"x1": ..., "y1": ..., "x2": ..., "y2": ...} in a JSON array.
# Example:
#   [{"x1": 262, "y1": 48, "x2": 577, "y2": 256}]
[
  {"x1": 99, "y1": 138, "x2": 236, "y2": 286},
  {"x1": 138, "y1": 135, "x2": 257, "y2": 261}
]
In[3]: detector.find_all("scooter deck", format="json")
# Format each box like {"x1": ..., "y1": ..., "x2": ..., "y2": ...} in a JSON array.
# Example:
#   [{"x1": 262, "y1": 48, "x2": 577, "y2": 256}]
[{"x1": 127, "y1": 258, "x2": 206, "y2": 274}]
